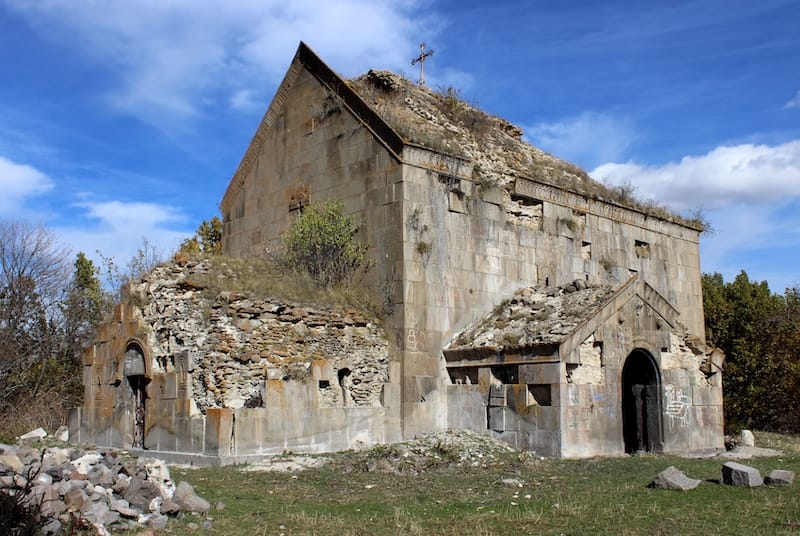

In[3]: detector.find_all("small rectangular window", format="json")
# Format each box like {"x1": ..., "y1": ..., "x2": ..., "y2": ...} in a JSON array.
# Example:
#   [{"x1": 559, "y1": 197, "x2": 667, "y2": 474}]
[
  {"x1": 634, "y1": 240, "x2": 651, "y2": 259},
  {"x1": 528, "y1": 384, "x2": 552, "y2": 406},
  {"x1": 582, "y1": 241, "x2": 592, "y2": 260}
]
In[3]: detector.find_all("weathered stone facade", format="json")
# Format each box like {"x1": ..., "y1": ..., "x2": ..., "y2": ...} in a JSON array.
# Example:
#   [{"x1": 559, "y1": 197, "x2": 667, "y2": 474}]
[
  {"x1": 71, "y1": 260, "x2": 391, "y2": 458},
  {"x1": 444, "y1": 277, "x2": 723, "y2": 456},
  {"x1": 71, "y1": 42, "x2": 724, "y2": 459}
]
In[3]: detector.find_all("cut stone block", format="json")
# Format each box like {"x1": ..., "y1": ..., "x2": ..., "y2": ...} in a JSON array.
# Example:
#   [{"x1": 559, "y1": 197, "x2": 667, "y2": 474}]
[
  {"x1": 740, "y1": 429, "x2": 755, "y2": 447},
  {"x1": 765, "y1": 469, "x2": 794, "y2": 486},
  {"x1": 18, "y1": 427, "x2": 47, "y2": 443},
  {"x1": 649, "y1": 465, "x2": 701, "y2": 491},
  {"x1": 53, "y1": 426, "x2": 69, "y2": 442},
  {"x1": 721, "y1": 461, "x2": 763, "y2": 487}
]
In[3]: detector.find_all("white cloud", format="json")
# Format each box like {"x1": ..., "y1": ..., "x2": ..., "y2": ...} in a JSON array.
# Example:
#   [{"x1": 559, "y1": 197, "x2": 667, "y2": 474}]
[
  {"x1": 228, "y1": 89, "x2": 260, "y2": 112},
  {"x1": 591, "y1": 140, "x2": 800, "y2": 292},
  {"x1": 0, "y1": 156, "x2": 54, "y2": 215},
  {"x1": 54, "y1": 200, "x2": 190, "y2": 272},
  {"x1": 77, "y1": 201, "x2": 183, "y2": 232},
  {"x1": 4, "y1": 0, "x2": 431, "y2": 125},
  {"x1": 590, "y1": 140, "x2": 800, "y2": 212},
  {"x1": 784, "y1": 90, "x2": 800, "y2": 109},
  {"x1": 524, "y1": 112, "x2": 635, "y2": 169},
  {"x1": 699, "y1": 200, "x2": 800, "y2": 293}
]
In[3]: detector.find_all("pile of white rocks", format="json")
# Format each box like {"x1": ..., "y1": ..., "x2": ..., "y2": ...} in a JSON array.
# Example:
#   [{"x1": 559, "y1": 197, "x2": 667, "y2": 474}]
[
  {"x1": 0, "y1": 443, "x2": 210, "y2": 535},
  {"x1": 336, "y1": 429, "x2": 537, "y2": 474}
]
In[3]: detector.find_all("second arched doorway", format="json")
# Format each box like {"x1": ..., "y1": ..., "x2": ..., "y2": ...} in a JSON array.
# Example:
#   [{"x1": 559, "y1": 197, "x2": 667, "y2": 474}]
[
  {"x1": 621, "y1": 349, "x2": 663, "y2": 454},
  {"x1": 123, "y1": 343, "x2": 149, "y2": 448}
]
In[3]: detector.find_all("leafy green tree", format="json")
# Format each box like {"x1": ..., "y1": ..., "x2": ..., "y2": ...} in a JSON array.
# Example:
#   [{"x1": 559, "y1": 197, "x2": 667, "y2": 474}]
[
  {"x1": 281, "y1": 200, "x2": 371, "y2": 287},
  {"x1": 63, "y1": 253, "x2": 108, "y2": 358},
  {"x1": 702, "y1": 271, "x2": 800, "y2": 431}
]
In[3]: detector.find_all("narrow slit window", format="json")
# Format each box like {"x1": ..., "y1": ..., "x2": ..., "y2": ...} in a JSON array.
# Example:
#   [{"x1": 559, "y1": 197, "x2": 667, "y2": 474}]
[{"x1": 634, "y1": 240, "x2": 651, "y2": 259}]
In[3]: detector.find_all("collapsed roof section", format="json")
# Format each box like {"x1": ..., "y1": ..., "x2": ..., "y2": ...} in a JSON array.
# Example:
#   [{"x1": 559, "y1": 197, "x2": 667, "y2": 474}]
[
  {"x1": 443, "y1": 275, "x2": 682, "y2": 367},
  {"x1": 221, "y1": 42, "x2": 703, "y2": 231}
]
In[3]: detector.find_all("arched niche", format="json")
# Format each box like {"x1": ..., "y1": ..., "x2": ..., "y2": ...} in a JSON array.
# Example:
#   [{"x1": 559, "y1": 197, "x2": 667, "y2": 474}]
[{"x1": 123, "y1": 342, "x2": 149, "y2": 448}]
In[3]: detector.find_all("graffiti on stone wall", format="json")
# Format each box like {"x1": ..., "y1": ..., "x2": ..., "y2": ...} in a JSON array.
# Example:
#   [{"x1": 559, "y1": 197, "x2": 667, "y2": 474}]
[
  {"x1": 568, "y1": 410, "x2": 578, "y2": 429},
  {"x1": 664, "y1": 384, "x2": 690, "y2": 428},
  {"x1": 94, "y1": 375, "x2": 103, "y2": 403},
  {"x1": 567, "y1": 408, "x2": 592, "y2": 430},
  {"x1": 568, "y1": 384, "x2": 579, "y2": 406},
  {"x1": 406, "y1": 328, "x2": 426, "y2": 352}
]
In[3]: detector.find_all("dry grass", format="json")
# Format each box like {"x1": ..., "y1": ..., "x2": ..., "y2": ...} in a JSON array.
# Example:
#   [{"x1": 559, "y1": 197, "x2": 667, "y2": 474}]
[
  {"x1": 349, "y1": 71, "x2": 710, "y2": 232},
  {"x1": 185, "y1": 255, "x2": 384, "y2": 318}
]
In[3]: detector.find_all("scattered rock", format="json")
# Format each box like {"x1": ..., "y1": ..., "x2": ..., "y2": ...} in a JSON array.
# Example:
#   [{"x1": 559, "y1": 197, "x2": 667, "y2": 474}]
[
  {"x1": 0, "y1": 453, "x2": 24, "y2": 473},
  {"x1": 325, "y1": 430, "x2": 533, "y2": 475},
  {"x1": 0, "y1": 444, "x2": 210, "y2": 535},
  {"x1": 497, "y1": 478, "x2": 525, "y2": 488},
  {"x1": 740, "y1": 430, "x2": 755, "y2": 447},
  {"x1": 41, "y1": 518, "x2": 62, "y2": 536},
  {"x1": 160, "y1": 498, "x2": 182, "y2": 515},
  {"x1": 720, "y1": 445, "x2": 781, "y2": 460},
  {"x1": 173, "y1": 481, "x2": 211, "y2": 514},
  {"x1": 18, "y1": 427, "x2": 47, "y2": 444},
  {"x1": 649, "y1": 466, "x2": 701, "y2": 491},
  {"x1": 765, "y1": 469, "x2": 794, "y2": 486},
  {"x1": 147, "y1": 513, "x2": 169, "y2": 530},
  {"x1": 721, "y1": 461, "x2": 763, "y2": 487},
  {"x1": 53, "y1": 426, "x2": 69, "y2": 442}
]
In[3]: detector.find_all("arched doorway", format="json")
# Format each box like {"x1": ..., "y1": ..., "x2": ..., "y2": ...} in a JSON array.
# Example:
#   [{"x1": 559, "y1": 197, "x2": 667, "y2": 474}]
[
  {"x1": 123, "y1": 343, "x2": 149, "y2": 448},
  {"x1": 621, "y1": 349, "x2": 663, "y2": 453}
]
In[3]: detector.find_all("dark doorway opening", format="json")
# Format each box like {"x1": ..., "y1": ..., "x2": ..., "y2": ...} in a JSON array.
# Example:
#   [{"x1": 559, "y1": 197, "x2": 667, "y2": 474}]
[
  {"x1": 621, "y1": 349, "x2": 662, "y2": 454},
  {"x1": 124, "y1": 344, "x2": 149, "y2": 448}
]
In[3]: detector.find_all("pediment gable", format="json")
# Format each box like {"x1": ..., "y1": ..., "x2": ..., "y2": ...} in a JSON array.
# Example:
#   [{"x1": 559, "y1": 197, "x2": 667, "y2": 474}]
[{"x1": 220, "y1": 42, "x2": 403, "y2": 216}]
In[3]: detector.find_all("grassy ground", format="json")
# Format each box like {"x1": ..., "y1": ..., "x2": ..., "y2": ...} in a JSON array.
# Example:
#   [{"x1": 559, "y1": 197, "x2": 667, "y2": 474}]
[{"x1": 162, "y1": 432, "x2": 800, "y2": 536}]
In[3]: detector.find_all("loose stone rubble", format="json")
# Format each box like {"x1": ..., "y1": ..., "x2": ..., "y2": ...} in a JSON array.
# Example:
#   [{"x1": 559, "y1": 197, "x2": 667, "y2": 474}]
[
  {"x1": 765, "y1": 469, "x2": 795, "y2": 486},
  {"x1": 740, "y1": 429, "x2": 756, "y2": 447},
  {"x1": 330, "y1": 429, "x2": 536, "y2": 475},
  {"x1": 0, "y1": 443, "x2": 210, "y2": 535},
  {"x1": 133, "y1": 258, "x2": 389, "y2": 412},
  {"x1": 721, "y1": 461, "x2": 764, "y2": 487},
  {"x1": 649, "y1": 466, "x2": 702, "y2": 491},
  {"x1": 450, "y1": 281, "x2": 617, "y2": 351}
]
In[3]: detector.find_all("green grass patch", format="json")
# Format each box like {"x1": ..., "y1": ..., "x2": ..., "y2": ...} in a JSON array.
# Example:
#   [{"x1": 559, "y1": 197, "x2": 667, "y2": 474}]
[{"x1": 163, "y1": 434, "x2": 800, "y2": 536}]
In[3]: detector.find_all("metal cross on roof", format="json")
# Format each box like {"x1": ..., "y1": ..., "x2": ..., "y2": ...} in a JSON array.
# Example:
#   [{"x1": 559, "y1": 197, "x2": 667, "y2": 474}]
[{"x1": 411, "y1": 42, "x2": 434, "y2": 85}]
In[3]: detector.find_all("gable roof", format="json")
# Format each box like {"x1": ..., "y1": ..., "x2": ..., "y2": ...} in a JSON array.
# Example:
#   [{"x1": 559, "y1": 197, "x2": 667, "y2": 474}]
[
  {"x1": 443, "y1": 275, "x2": 680, "y2": 367},
  {"x1": 221, "y1": 42, "x2": 704, "y2": 232},
  {"x1": 220, "y1": 42, "x2": 403, "y2": 215}
]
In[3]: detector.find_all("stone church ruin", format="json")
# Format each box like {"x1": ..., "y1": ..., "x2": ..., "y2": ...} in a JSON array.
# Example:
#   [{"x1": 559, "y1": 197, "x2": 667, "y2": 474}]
[{"x1": 70, "y1": 42, "x2": 725, "y2": 461}]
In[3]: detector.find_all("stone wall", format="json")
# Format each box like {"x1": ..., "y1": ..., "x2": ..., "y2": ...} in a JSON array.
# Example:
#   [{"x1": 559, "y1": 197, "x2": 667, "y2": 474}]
[
  {"x1": 395, "y1": 146, "x2": 705, "y2": 440},
  {"x1": 135, "y1": 260, "x2": 389, "y2": 413},
  {"x1": 442, "y1": 278, "x2": 724, "y2": 458},
  {"x1": 71, "y1": 258, "x2": 392, "y2": 456}
]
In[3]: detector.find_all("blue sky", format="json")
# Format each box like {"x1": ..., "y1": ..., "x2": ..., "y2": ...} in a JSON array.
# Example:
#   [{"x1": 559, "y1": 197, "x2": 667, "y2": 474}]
[{"x1": 1, "y1": 0, "x2": 799, "y2": 293}]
